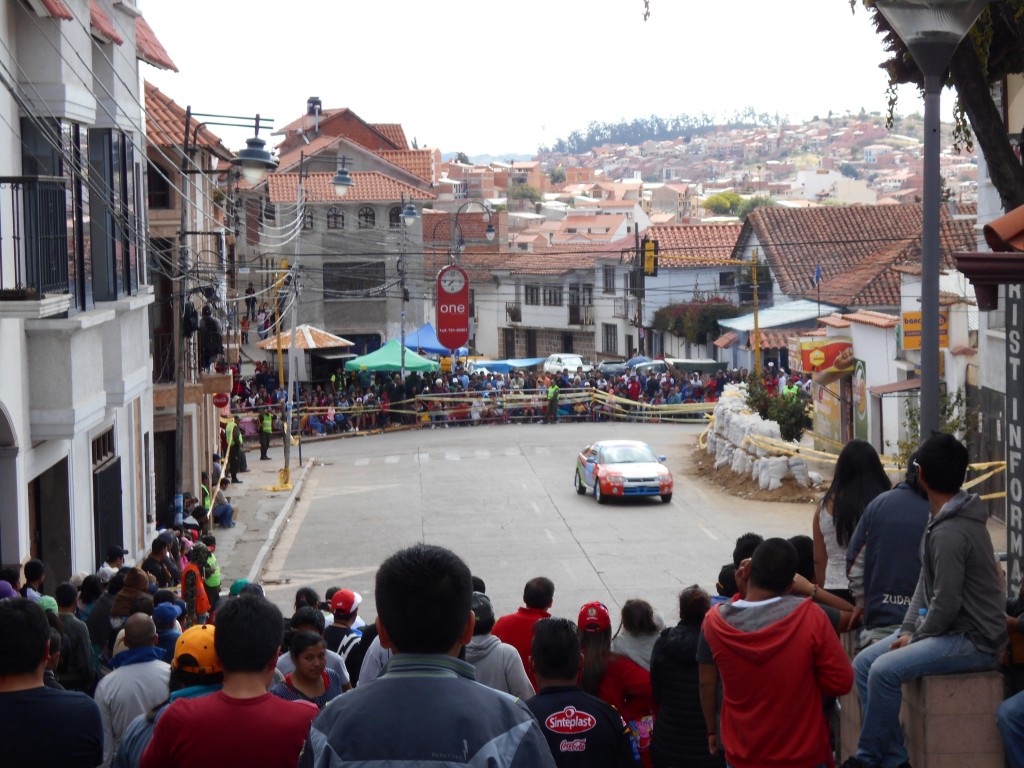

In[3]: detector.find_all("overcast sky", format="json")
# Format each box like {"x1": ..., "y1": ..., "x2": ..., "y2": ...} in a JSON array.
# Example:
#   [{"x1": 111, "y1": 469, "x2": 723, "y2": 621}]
[{"x1": 139, "y1": 0, "x2": 933, "y2": 157}]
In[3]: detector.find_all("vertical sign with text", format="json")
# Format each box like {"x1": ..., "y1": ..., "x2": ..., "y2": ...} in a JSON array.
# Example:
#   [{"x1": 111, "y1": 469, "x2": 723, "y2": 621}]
[
  {"x1": 436, "y1": 265, "x2": 470, "y2": 351},
  {"x1": 1008, "y1": 283, "x2": 1023, "y2": 598}
]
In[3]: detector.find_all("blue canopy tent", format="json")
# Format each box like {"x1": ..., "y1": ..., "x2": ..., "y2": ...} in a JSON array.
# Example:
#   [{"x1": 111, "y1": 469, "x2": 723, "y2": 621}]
[
  {"x1": 477, "y1": 358, "x2": 546, "y2": 374},
  {"x1": 402, "y1": 323, "x2": 468, "y2": 357}
]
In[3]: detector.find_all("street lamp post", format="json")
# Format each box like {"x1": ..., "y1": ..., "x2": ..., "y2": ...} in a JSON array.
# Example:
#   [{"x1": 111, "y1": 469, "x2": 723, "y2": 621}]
[
  {"x1": 398, "y1": 195, "x2": 419, "y2": 380},
  {"x1": 174, "y1": 107, "x2": 276, "y2": 518},
  {"x1": 873, "y1": 0, "x2": 988, "y2": 437},
  {"x1": 275, "y1": 152, "x2": 354, "y2": 487}
]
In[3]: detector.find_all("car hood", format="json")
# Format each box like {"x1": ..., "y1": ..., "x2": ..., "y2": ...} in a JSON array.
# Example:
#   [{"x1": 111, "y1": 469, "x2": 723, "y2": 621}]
[{"x1": 604, "y1": 461, "x2": 668, "y2": 478}]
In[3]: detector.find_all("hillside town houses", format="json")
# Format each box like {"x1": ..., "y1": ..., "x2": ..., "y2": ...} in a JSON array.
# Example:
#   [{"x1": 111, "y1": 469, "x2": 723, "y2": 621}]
[{"x1": 0, "y1": 0, "x2": 1021, "y2": 578}]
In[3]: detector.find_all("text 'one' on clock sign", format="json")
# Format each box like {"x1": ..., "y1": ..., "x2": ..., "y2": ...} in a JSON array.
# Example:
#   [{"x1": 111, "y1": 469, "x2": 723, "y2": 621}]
[{"x1": 436, "y1": 265, "x2": 470, "y2": 350}]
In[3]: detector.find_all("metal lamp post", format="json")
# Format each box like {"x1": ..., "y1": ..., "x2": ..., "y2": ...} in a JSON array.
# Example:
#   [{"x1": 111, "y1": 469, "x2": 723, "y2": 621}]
[
  {"x1": 399, "y1": 196, "x2": 419, "y2": 380},
  {"x1": 174, "y1": 108, "x2": 276, "y2": 517},
  {"x1": 446, "y1": 201, "x2": 495, "y2": 369},
  {"x1": 873, "y1": 0, "x2": 988, "y2": 437},
  {"x1": 275, "y1": 152, "x2": 354, "y2": 487}
]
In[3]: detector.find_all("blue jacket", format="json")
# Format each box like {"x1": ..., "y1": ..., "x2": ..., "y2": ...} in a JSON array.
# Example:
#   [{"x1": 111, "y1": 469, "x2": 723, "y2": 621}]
[
  {"x1": 300, "y1": 654, "x2": 555, "y2": 768},
  {"x1": 846, "y1": 483, "x2": 930, "y2": 629}
]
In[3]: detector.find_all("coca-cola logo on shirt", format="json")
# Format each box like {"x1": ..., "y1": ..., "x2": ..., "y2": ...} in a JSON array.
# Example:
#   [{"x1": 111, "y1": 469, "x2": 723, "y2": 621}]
[{"x1": 545, "y1": 706, "x2": 597, "y2": 734}]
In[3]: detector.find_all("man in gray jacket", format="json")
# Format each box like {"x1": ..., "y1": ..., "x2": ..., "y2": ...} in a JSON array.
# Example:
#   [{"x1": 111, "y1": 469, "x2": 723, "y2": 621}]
[
  {"x1": 300, "y1": 544, "x2": 555, "y2": 768},
  {"x1": 464, "y1": 591, "x2": 534, "y2": 700},
  {"x1": 841, "y1": 433, "x2": 1007, "y2": 768}
]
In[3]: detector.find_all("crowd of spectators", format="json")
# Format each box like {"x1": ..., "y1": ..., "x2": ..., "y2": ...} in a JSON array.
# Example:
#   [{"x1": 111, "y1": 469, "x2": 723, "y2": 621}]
[{"x1": 1, "y1": 435, "x2": 1022, "y2": 766}]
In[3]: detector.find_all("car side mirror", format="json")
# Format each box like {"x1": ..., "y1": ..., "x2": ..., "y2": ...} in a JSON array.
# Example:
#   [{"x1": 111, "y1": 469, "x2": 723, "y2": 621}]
[
  {"x1": 587, "y1": 457, "x2": 596, "y2": 464},
  {"x1": 659, "y1": 455, "x2": 666, "y2": 462}
]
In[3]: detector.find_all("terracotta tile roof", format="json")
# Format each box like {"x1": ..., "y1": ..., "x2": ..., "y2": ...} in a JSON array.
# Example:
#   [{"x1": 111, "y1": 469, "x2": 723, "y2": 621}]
[
  {"x1": 379, "y1": 150, "x2": 434, "y2": 183},
  {"x1": 842, "y1": 310, "x2": 900, "y2": 328},
  {"x1": 741, "y1": 204, "x2": 976, "y2": 308},
  {"x1": 650, "y1": 223, "x2": 743, "y2": 267},
  {"x1": 276, "y1": 135, "x2": 340, "y2": 173},
  {"x1": 144, "y1": 82, "x2": 225, "y2": 151},
  {"x1": 89, "y1": 1, "x2": 122, "y2": 44},
  {"x1": 817, "y1": 314, "x2": 851, "y2": 328},
  {"x1": 266, "y1": 172, "x2": 436, "y2": 204},
  {"x1": 751, "y1": 329, "x2": 808, "y2": 350},
  {"x1": 423, "y1": 252, "x2": 508, "y2": 283},
  {"x1": 421, "y1": 210, "x2": 500, "y2": 248},
  {"x1": 371, "y1": 124, "x2": 408, "y2": 149},
  {"x1": 275, "y1": 108, "x2": 349, "y2": 136},
  {"x1": 135, "y1": 16, "x2": 177, "y2": 72},
  {"x1": 714, "y1": 330, "x2": 738, "y2": 348},
  {"x1": 30, "y1": 0, "x2": 73, "y2": 21}
]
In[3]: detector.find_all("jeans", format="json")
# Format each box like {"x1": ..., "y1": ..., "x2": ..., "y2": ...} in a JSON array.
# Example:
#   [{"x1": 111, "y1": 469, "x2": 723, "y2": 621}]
[
  {"x1": 999, "y1": 689, "x2": 1024, "y2": 768},
  {"x1": 212, "y1": 503, "x2": 234, "y2": 527},
  {"x1": 854, "y1": 630, "x2": 999, "y2": 767}
]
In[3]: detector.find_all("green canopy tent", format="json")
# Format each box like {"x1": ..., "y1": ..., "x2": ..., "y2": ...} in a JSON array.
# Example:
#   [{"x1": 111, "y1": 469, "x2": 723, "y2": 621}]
[{"x1": 344, "y1": 339, "x2": 440, "y2": 372}]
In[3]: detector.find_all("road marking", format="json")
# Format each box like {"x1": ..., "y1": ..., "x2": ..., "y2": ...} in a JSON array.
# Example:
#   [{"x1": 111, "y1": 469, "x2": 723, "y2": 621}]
[
  {"x1": 697, "y1": 522, "x2": 719, "y2": 541},
  {"x1": 536, "y1": 447, "x2": 551, "y2": 455},
  {"x1": 545, "y1": 528, "x2": 555, "y2": 542},
  {"x1": 531, "y1": 501, "x2": 541, "y2": 515},
  {"x1": 416, "y1": 453, "x2": 429, "y2": 464},
  {"x1": 354, "y1": 458, "x2": 369, "y2": 466},
  {"x1": 475, "y1": 449, "x2": 490, "y2": 460},
  {"x1": 445, "y1": 451, "x2": 461, "y2": 461},
  {"x1": 385, "y1": 455, "x2": 400, "y2": 464},
  {"x1": 504, "y1": 448, "x2": 520, "y2": 456}
]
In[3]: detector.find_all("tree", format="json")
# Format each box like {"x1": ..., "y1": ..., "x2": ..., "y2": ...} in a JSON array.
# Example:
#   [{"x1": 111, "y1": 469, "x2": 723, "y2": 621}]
[
  {"x1": 549, "y1": 165, "x2": 566, "y2": 185},
  {"x1": 508, "y1": 183, "x2": 542, "y2": 203},
  {"x1": 893, "y1": 388, "x2": 978, "y2": 467},
  {"x1": 454, "y1": 151, "x2": 470, "y2": 165},
  {"x1": 702, "y1": 192, "x2": 742, "y2": 216},
  {"x1": 856, "y1": 1, "x2": 1024, "y2": 211},
  {"x1": 839, "y1": 163, "x2": 861, "y2": 180},
  {"x1": 737, "y1": 195, "x2": 774, "y2": 221}
]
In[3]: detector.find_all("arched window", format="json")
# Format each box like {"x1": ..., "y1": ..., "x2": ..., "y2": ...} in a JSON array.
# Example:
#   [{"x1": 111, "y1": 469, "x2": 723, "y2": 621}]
[
  {"x1": 302, "y1": 209, "x2": 314, "y2": 230},
  {"x1": 327, "y1": 207, "x2": 343, "y2": 229},
  {"x1": 358, "y1": 206, "x2": 375, "y2": 229},
  {"x1": 389, "y1": 206, "x2": 402, "y2": 228}
]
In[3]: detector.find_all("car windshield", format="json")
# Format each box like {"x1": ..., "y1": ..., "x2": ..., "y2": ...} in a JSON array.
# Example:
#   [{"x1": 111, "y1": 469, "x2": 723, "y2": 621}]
[{"x1": 601, "y1": 445, "x2": 658, "y2": 464}]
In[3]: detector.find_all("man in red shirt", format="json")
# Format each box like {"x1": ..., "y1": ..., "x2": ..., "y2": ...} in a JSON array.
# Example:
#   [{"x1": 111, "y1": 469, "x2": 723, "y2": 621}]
[
  {"x1": 493, "y1": 576, "x2": 554, "y2": 689},
  {"x1": 697, "y1": 538, "x2": 852, "y2": 768},
  {"x1": 140, "y1": 595, "x2": 317, "y2": 768}
]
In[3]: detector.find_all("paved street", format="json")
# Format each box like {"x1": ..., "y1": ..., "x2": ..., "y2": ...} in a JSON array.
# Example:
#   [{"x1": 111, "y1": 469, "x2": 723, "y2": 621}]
[{"x1": 259, "y1": 422, "x2": 817, "y2": 625}]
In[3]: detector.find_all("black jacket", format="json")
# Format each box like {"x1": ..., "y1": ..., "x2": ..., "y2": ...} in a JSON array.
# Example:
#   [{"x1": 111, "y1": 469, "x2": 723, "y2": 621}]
[{"x1": 649, "y1": 622, "x2": 724, "y2": 768}]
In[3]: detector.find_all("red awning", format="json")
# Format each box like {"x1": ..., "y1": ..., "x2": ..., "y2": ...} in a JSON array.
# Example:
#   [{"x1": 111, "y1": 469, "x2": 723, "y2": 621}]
[
  {"x1": 135, "y1": 16, "x2": 177, "y2": 72},
  {"x1": 27, "y1": 0, "x2": 73, "y2": 21},
  {"x1": 869, "y1": 378, "x2": 921, "y2": 396},
  {"x1": 90, "y1": 0, "x2": 123, "y2": 44}
]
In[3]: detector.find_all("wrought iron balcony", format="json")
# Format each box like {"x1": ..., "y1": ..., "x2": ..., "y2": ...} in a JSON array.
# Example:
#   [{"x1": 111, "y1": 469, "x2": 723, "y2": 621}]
[
  {"x1": 613, "y1": 297, "x2": 635, "y2": 319},
  {"x1": 506, "y1": 301, "x2": 522, "y2": 323},
  {"x1": 568, "y1": 303, "x2": 594, "y2": 325},
  {"x1": 0, "y1": 176, "x2": 69, "y2": 296}
]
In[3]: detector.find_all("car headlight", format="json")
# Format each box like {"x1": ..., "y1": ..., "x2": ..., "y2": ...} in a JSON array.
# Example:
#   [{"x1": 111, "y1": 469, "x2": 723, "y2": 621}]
[{"x1": 603, "y1": 473, "x2": 625, "y2": 486}]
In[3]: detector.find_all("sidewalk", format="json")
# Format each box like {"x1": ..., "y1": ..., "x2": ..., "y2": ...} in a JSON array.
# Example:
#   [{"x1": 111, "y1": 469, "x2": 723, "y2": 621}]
[{"x1": 206, "y1": 445, "x2": 312, "y2": 592}]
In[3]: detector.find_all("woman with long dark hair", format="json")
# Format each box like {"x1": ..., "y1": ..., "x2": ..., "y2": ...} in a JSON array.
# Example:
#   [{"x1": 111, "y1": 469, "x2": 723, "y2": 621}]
[
  {"x1": 610, "y1": 598, "x2": 663, "y2": 671},
  {"x1": 649, "y1": 586, "x2": 723, "y2": 768},
  {"x1": 813, "y1": 439, "x2": 891, "y2": 602},
  {"x1": 270, "y1": 631, "x2": 343, "y2": 710},
  {"x1": 579, "y1": 601, "x2": 655, "y2": 767}
]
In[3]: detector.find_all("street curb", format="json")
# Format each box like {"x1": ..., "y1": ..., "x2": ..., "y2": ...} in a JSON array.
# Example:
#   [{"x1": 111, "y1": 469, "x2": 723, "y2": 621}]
[{"x1": 246, "y1": 458, "x2": 315, "y2": 583}]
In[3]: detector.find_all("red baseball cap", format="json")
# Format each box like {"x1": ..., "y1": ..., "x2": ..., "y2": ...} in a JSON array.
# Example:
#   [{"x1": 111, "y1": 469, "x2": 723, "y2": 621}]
[
  {"x1": 578, "y1": 601, "x2": 611, "y2": 632},
  {"x1": 330, "y1": 589, "x2": 362, "y2": 614}
]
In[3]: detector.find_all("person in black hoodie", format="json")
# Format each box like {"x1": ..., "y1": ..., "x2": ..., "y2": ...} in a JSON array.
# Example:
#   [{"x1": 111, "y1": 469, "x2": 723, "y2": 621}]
[{"x1": 649, "y1": 585, "x2": 723, "y2": 768}]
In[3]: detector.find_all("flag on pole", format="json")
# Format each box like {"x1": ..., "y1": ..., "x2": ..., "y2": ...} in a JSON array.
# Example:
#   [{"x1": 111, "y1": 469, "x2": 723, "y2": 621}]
[{"x1": 813, "y1": 263, "x2": 823, "y2": 286}]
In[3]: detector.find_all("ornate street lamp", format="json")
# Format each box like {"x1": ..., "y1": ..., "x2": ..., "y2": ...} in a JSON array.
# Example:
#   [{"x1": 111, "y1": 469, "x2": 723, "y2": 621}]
[{"x1": 874, "y1": 0, "x2": 988, "y2": 436}]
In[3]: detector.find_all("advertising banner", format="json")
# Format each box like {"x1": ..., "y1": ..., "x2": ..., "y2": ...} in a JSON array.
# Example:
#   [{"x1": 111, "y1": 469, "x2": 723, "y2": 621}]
[
  {"x1": 800, "y1": 337, "x2": 854, "y2": 374},
  {"x1": 901, "y1": 311, "x2": 949, "y2": 350}
]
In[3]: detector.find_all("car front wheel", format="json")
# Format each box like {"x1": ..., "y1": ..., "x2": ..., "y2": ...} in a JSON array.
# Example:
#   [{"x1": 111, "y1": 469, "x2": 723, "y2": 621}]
[
  {"x1": 661, "y1": 493, "x2": 673, "y2": 504},
  {"x1": 595, "y1": 481, "x2": 607, "y2": 504},
  {"x1": 575, "y1": 470, "x2": 587, "y2": 495}
]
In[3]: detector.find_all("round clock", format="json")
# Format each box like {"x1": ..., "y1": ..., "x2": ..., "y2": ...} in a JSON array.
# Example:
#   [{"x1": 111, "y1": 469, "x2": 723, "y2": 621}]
[{"x1": 440, "y1": 269, "x2": 466, "y2": 294}]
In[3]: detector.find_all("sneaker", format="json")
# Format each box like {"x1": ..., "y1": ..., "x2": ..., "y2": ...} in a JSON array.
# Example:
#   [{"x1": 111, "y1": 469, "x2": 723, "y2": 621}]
[{"x1": 838, "y1": 758, "x2": 869, "y2": 768}]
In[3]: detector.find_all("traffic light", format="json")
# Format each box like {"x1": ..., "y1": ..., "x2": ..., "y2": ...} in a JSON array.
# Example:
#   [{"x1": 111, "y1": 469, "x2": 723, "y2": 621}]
[{"x1": 643, "y1": 237, "x2": 659, "y2": 277}]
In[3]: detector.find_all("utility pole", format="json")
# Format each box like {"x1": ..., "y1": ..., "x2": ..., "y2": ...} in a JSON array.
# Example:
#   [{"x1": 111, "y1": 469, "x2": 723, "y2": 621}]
[
  {"x1": 173, "y1": 106, "x2": 193, "y2": 524},
  {"x1": 634, "y1": 225, "x2": 643, "y2": 357}
]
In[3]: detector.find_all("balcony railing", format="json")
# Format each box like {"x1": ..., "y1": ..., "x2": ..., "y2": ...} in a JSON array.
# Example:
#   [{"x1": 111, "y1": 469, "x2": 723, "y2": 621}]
[
  {"x1": 613, "y1": 297, "x2": 635, "y2": 319},
  {"x1": 0, "y1": 176, "x2": 69, "y2": 295},
  {"x1": 506, "y1": 301, "x2": 522, "y2": 323},
  {"x1": 153, "y1": 333, "x2": 175, "y2": 384},
  {"x1": 568, "y1": 303, "x2": 594, "y2": 325}
]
